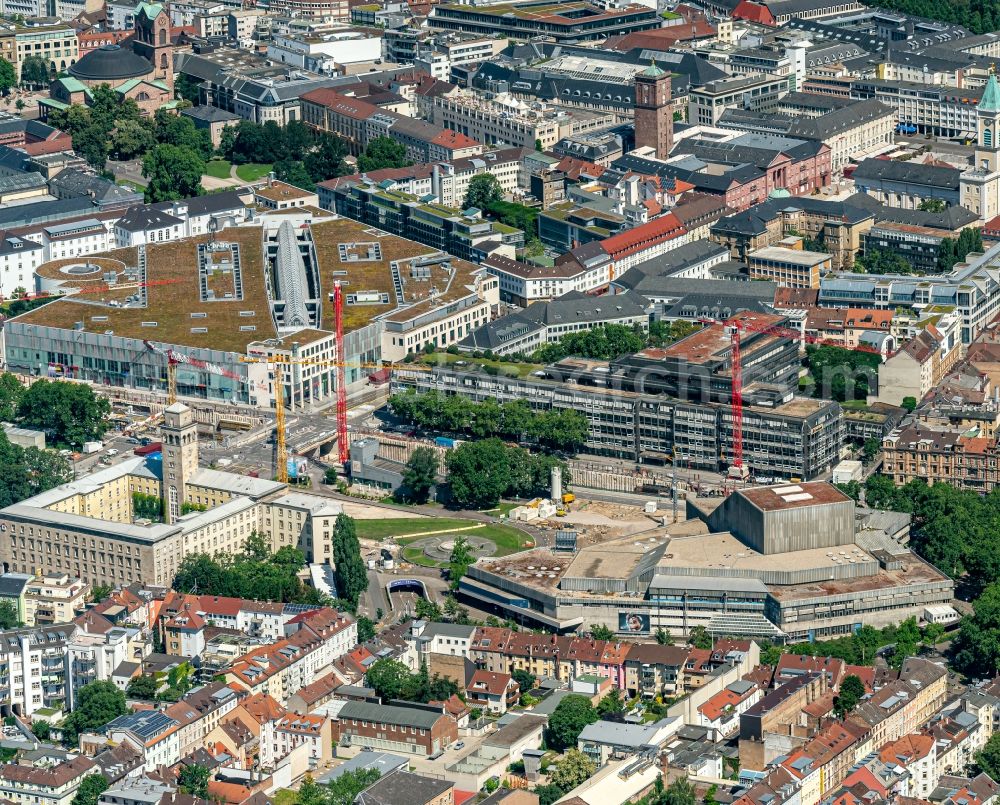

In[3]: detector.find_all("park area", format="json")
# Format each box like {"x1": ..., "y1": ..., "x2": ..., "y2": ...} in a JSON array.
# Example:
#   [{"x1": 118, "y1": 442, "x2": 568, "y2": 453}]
[
  {"x1": 354, "y1": 517, "x2": 533, "y2": 568},
  {"x1": 202, "y1": 160, "x2": 273, "y2": 186}
]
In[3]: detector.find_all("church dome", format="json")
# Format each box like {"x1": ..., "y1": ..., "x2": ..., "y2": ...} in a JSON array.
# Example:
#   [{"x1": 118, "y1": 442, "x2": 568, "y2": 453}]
[{"x1": 69, "y1": 44, "x2": 154, "y2": 82}]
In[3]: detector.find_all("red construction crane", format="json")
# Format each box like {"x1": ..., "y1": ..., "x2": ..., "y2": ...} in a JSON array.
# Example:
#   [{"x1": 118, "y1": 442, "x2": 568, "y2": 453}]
[
  {"x1": 333, "y1": 281, "x2": 348, "y2": 465},
  {"x1": 701, "y1": 315, "x2": 891, "y2": 481}
]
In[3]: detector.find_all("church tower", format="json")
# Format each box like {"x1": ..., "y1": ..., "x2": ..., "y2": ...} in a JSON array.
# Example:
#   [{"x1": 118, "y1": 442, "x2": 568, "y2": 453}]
[
  {"x1": 132, "y1": 2, "x2": 174, "y2": 88},
  {"x1": 961, "y1": 72, "x2": 1000, "y2": 221},
  {"x1": 977, "y1": 73, "x2": 1000, "y2": 173},
  {"x1": 634, "y1": 62, "x2": 673, "y2": 160},
  {"x1": 161, "y1": 403, "x2": 198, "y2": 524}
]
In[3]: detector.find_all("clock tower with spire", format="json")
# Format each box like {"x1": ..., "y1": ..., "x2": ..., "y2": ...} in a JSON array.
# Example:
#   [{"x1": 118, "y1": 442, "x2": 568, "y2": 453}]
[{"x1": 961, "y1": 72, "x2": 1000, "y2": 221}]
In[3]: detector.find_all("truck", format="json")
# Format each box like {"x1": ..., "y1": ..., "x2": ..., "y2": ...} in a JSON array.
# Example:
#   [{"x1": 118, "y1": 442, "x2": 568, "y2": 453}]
[{"x1": 82, "y1": 441, "x2": 103, "y2": 454}]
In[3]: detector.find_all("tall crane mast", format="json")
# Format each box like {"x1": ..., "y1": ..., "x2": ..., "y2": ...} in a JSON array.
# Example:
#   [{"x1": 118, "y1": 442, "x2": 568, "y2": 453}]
[
  {"x1": 702, "y1": 316, "x2": 891, "y2": 481},
  {"x1": 334, "y1": 281, "x2": 348, "y2": 465}
]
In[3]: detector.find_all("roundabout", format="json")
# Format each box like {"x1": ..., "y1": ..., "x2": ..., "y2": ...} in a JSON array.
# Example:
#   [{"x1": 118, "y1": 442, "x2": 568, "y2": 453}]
[{"x1": 404, "y1": 533, "x2": 498, "y2": 565}]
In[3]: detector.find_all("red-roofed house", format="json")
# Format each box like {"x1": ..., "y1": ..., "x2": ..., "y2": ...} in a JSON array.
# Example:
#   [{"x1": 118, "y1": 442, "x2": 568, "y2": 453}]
[
  {"x1": 879, "y1": 734, "x2": 936, "y2": 798},
  {"x1": 466, "y1": 670, "x2": 519, "y2": 714},
  {"x1": 697, "y1": 681, "x2": 761, "y2": 741},
  {"x1": 259, "y1": 713, "x2": 333, "y2": 772},
  {"x1": 601, "y1": 212, "x2": 687, "y2": 277}
]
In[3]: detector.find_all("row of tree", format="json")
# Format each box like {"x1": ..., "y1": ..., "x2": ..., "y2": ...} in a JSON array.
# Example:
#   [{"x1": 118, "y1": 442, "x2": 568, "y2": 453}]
[
  {"x1": 364, "y1": 657, "x2": 461, "y2": 704},
  {"x1": 0, "y1": 373, "x2": 109, "y2": 449},
  {"x1": 802, "y1": 344, "x2": 881, "y2": 402},
  {"x1": 446, "y1": 438, "x2": 569, "y2": 509},
  {"x1": 388, "y1": 390, "x2": 588, "y2": 453},
  {"x1": 173, "y1": 533, "x2": 335, "y2": 606}
]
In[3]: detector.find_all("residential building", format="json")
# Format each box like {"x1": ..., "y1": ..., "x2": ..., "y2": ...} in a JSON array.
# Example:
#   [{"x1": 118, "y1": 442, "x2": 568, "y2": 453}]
[
  {"x1": 332, "y1": 701, "x2": 458, "y2": 756},
  {"x1": 107, "y1": 711, "x2": 181, "y2": 772},
  {"x1": 466, "y1": 671, "x2": 519, "y2": 714},
  {"x1": 697, "y1": 681, "x2": 763, "y2": 741},
  {"x1": 23, "y1": 573, "x2": 88, "y2": 626},
  {"x1": 259, "y1": 713, "x2": 333, "y2": 771},
  {"x1": 354, "y1": 772, "x2": 454, "y2": 805},
  {"x1": 882, "y1": 424, "x2": 1000, "y2": 493},
  {"x1": 577, "y1": 718, "x2": 681, "y2": 767},
  {"x1": 0, "y1": 754, "x2": 97, "y2": 805},
  {"x1": 872, "y1": 319, "x2": 963, "y2": 406}
]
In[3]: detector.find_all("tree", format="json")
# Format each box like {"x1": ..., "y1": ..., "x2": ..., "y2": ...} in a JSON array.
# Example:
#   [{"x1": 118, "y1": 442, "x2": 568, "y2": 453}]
[
  {"x1": 464, "y1": 173, "x2": 503, "y2": 210},
  {"x1": 126, "y1": 674, "x2": 159, "y2": 699},
  {"x1": 512, "y1": 668, "x2": 535, "y2": 692},
  {"x1": 546, "y1": 694, "x2": 599, "y2": 751},
  {"x1": 357, "y1": 616, "x2": 376, "y2": 643},
  {"x1": 833, "y1": 674, "x2": 866, "y2": 717},
  {"x1": 365, "y1": 658, "x2": 412, "y2": 701},
  {"x1": 919, "y1": 198, "x2": 947, "y2": 212},
  {"x1": 71, "y1": 775, "x2": 108, "y2": 805},
  {"x1": 448, "y1": 534, "x2": 475, "y2": 590},
  {"x1": 109, "y1": 119, "x2": 154, "y2": 161},
  {"x1": 90, "y1": 584, "x2": 112, "y2": 603},
  {"x1": 153, "y1": 110, "x2": 213, "y2": 159},
  {"x1": 853, "y1": 247, "x2": 914, "y2": 276},
  {"x1": 901, "y1": 396, "x2": 917, "y2": 412},
  {"x1": 30, "y1": 720, "x2": 50, "y2": 740},
  {"x1": 862, "y1": 437, "x2": 880, "y2": 464},
  {"x1": 597, "y1": 687, "x2": 625, "y2": 716},
  {"x1": 62, "y1": 681, "x2": 128, "y2": 743},
  {"x1": 0, "y1": 58, "x2": 14, "y2": 96},
  {"x1": 274, "y1": 157, "x2": 316, "y2": 191},
  {"x1": 534, "y1": 785, "x2": 564, "y2": 805},
  {"x1": 655, "y1": 628, "x2": 674, "y2": 645},
  {"x1": 446, "y1": 439, "x2": 513, "y2": 510},
  {"x1": 0, "y1": 601, "x2": 17, "y2": 630},
  {"x1": 590, "y1": 624, "x2": 614, "y2": 640},
  {"x1": 660, "y1": 778, "x2": 697, "y2": 805},
  {"x1": 304, "y1": 135, "x2": 348, "y2": 183},
  {"x1": 325, "y1": 769, "x2": 381, "y2": 805},
  {"x1": 977, "y1": 733, "x2": 1000, "y2": 779},
  {"x1": 15, "y1": 379, "x2": 109, "y2": 449},
  {"x1": 953, "y1": 582, "x2": 1000, "y2": 677},
  {"x1": 688, "y1": 625, "x2": 712, "y2": 650},
  {"x1": 178, "y1": 765, "x2": 210, "y2": 799},
  {"x1": 142, "y1": 144, "x2": 205, "y2": 203},
  {"x1": 402, "y1": 447, "x2": 438, "y2": 503},
  {"x1": 415, "y1": 596, "x2": 442, "y2": 621},
  {"x1": 0, "y1": 374, "x2": 23, "y2": 421},
  {"x1": 19, "y1": 55, "x2": 49, "y2": 87},
  {"x1": 549, "y1": 749, "x2": 596, "y2": 791},
  {"x1": 332, "y1": 514, "x2": 368, "y2": 607},
  {"x1": 357, "y1": 136, "x2": 411, "y2": 172}
]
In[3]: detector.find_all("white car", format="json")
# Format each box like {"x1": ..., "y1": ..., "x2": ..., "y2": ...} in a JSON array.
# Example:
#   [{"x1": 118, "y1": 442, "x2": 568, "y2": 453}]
[{"x1": 106, "y1": 448, "x2": 119, "y2": 456}]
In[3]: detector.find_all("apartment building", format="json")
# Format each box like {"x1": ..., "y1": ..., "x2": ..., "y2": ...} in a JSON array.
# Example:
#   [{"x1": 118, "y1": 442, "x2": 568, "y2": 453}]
[
  {"x1": 748, "y1": 246, "x2": 832, "y2": 288},
  {"x1": 428, "y1": 91, "x2": 565, "y2": 151},
  {"x1": 225, "y1": 608, "x2": 357, "y2": 702},
  {"x1": 14, "y1": 24, "x2": 78, "y2": 79},
  {"x1": 299, "y1": 88, "x2": 482, "y2": 163},
  {"x1": 331, "y1": 701, "x2": 458, "y2": 756},
  {"x1": 882, "y1": 425, "x2": 1000, "y2": 494},
  {"x1": 0, "y1": 755, "x2": 96, "y2": 805},
  {"x1": 259, "y1": 714, "x2": 333, "y2": 771}
]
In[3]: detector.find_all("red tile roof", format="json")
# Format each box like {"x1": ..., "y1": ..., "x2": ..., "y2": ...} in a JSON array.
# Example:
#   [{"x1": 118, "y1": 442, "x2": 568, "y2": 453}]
[
  {"x1": 732, "y1": 0, "x2": 775, "y2": 24},
  {"x1": 601, "y1": 213, "x2": 685, "y2": 260},
  {"x1": 430, "y1": 129, "x2": 480, "y2": 150}
]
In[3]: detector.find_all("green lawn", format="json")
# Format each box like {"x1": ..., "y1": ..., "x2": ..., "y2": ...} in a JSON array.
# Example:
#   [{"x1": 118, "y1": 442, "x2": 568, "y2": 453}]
[
  {"x1": 117, "y1": 179, "x2": 145, "y2": 192},
  {"x1": 205, "y1": 159, "x2": 232, "y2": 179},
  {"x1": 417, "y1": 352, "x2": 544, "y2": 379},
  {"x1": 235, "y1": 163, "x2": 272, "y2": 182},
  {"x1": 356, "y1": 517, "x2": 533, "y2": 557}
]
